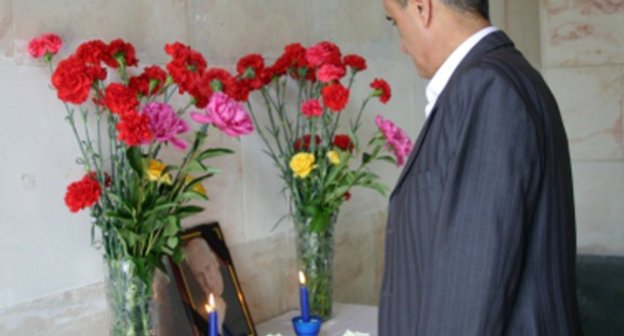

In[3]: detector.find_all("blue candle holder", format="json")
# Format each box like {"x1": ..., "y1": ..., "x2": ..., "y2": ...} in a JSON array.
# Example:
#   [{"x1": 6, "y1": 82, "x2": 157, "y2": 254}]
[{"x1": 292, "y1": 315, "x2": 322, "y2": 336}]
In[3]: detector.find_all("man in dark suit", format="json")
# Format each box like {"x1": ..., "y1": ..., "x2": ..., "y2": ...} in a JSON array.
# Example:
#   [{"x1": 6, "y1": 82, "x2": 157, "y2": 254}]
[{"x1": 379, "y1": 0, "x2": 583, "y2": 335}]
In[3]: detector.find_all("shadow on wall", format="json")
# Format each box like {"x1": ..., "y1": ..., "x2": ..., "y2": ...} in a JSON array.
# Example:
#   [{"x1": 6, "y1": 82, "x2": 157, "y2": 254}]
[{"x1": 577, "y1": 255, "x2": 624, "y2": 336}]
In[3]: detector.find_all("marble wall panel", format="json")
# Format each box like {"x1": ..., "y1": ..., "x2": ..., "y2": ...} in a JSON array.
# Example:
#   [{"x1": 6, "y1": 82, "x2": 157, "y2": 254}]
[
  {"x1": 0, "y1": 0, "x2": 12, "y2": 58},
  {"x1": 505, "y1": 0, "x2": 542, "y2": 68},
  {"x1": 573, "y1": 161, "x2": 624, "y2": 255},
  {"x1": 182, "y1": 134, "x2": 248, "y2": 246},
  {"x1": 334, "y1": 209, "x2": 387, "y2": 305},
  {"x1": 541, "y1": 0, "x2": 624, "y2": 66},
  {"x1": 11, "y1": 0, "x2": 189, "y2": 65},
  {"x1": 306, "y1": 0, "x2": 404, "y2": 63},
  {"x1": 544, "y1": 65, "x2": 624, "y2": 160},
  {"x1": 0, "y1": 283, "x2": 108, "y2": 336},
  {"x1": 0, "y1": 64, "x2": 104, "y2": 309},
  {"x1": 229, "y1": 231, "x2": 298, "y2": 323},
  {"x1": 187, "y1": 0, "x2": 310, "y2": 65}
]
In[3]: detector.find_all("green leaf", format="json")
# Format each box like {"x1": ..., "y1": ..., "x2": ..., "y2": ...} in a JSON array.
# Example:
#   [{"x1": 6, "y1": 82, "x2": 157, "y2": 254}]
[
  {"x1": 368, "y1": 136, "x2": 386, "y2": 147},
  {"x1": 167, "y1": 236, "x2": 179, "y2": 249},
  {"x1": 183, "y1": 173, "x2": 214, "y2": 192},
  {"x1": 198, "y1": 148, "x2": 234, "y2": 161},
  {"x1": 328, "y1": 185, "x2": 351, "y2": 202},
  {"x1": 163, "y1": 217, "x2": 179, "y2": 237},
  {"x1": 172, "y1": 247, "x2": 185, "y2": 264},
  {"x1": 179, "y1": 191, "x2": 209, "y2": 201},
  {"x1": 126, "y1": 147, "x2": 144, "y2": 177},
  {"x1": 176, "y1": 205, "x2": 204, "y2": 218},
  {"x1": 310, "y1": 209, "x2": 332, "y2": 233},
  {"x1": 364, "y1": 182, "x2": 389, "y2": 196},
  {"x1": 377, "y1": 155, "x2": 397, "y2": 165},
  {"x1": 118, "y1": 228, "x2": 138, "y2": 247},
  {"x1": 362, "y1": 152, "x2": 372, "y2": 165},
  {"x1": 103, "y1": 211, "x2": 134, "y2": 225},
  {"x1": 186, "y1": 160, "x2": 222, "y2": 175},
  {"x1": 143, "y1": 202, "x2": 178, "y2": 218}
]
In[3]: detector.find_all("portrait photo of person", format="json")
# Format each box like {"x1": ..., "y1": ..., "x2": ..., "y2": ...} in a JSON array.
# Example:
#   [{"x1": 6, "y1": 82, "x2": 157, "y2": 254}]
[
  {"x1": 153, "y1": 223, "x2": 255, "y2": 336},
  {"x1": 180, "y1": 227, "x2": 254, "y2": 336}
]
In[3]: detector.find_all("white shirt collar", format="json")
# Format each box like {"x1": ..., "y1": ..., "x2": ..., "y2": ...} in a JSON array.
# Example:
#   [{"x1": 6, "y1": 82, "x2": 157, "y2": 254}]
[{"x1": 424, "y1": 26, "x2": 499, "y2": 117}]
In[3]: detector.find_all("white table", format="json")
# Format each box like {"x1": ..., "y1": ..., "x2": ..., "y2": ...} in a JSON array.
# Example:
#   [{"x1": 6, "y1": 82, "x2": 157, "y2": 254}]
[{"x1": 255, "y1": 303, "x2": 378, "y2": 336}]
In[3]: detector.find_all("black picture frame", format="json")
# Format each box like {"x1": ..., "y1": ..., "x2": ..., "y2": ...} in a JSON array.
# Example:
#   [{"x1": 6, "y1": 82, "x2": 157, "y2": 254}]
[{"x1": 157, "y1": 222, "x2": 256, "y2": 336}]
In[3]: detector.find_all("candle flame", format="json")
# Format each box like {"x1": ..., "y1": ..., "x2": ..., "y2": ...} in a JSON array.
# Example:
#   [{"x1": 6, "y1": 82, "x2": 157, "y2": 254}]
[
  {"x1": 205, "y1": 304, "x2": 213, "y2": 313},
  {"x1": 298, "y1": 271, "x2": 306, "y2": 285},
  {"x1": 209, "y1": 293, "x2": 216, "y2": 307}
]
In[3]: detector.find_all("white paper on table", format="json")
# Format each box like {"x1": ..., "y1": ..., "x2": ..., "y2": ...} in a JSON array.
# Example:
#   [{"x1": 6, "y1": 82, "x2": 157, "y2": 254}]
[{"x1": 343, "y1": 330, "x2": 370, "y2": 336}]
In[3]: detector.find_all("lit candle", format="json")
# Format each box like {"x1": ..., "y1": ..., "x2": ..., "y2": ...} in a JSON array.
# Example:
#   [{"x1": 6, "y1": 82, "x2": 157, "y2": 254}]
[
  {"x1": 298, "y1": 271, "x2": 310, "y2": 321},
  {"x1": 206, "y1": 294, "x2": 218, "y2": 336}
]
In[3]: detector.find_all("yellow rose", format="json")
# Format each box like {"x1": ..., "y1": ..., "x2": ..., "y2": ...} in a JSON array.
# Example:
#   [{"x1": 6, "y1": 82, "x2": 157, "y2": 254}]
[
  {"x1": 289, "y1": 152, "x2": 317, "y2": 179},
  {"x1": 146, "y1": 159, "x2": 172, "y2": 185},
  {"x1": 185, "y1": 175, "x2": 207, "y2": 196},
  {"x1": 327, "y1": 151, "x2": 340, "y2": 165}
]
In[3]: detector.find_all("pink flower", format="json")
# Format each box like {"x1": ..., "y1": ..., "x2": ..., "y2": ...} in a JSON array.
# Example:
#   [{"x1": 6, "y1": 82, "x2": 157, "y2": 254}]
[
  {"x1": 28, "y1": 33, "x2": 63, "y2": 58},
  {"x1": 191, "y1": 92, "x2": 254, "y2": 137},
  {"x1": 142, "y1": 102, "x2": 189, "y2": 150},
  {"x1": 375, "y1": 116, "x2": 413, "y2": 166},
  {"x1": 301, "y1": 99, "x2": 323, "y2": 118},
  {"x1": 317, "y1": 64, "x2": 346, "y2": 83}
]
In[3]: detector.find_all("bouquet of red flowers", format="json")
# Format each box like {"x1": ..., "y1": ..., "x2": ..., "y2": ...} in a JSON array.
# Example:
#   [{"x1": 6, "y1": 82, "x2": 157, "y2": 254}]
[
  {"x1": 239, "y1": 41, "x2": 413, "y2": 318},
  {"x1": 30, "y1": 33, "x2": 254, "y2": 335}
]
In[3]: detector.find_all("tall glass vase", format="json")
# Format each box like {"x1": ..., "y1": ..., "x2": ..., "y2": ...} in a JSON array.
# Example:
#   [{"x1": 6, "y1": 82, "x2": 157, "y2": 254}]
[
  {"x1": 293, "y1": 212, "x2": 338, "y2": 320},
  {"x1": 105, "y1": 258, "x2": 157, "y2": 336}
]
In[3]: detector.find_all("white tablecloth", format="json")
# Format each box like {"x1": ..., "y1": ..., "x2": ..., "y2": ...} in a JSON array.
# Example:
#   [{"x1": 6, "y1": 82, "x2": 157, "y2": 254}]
[{"x1": 255, "y1": 303, "x2": 378, "y2": 336}]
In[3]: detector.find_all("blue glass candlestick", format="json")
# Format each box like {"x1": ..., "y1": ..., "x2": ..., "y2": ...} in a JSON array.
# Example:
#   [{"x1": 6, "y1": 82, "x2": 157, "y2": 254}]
[{"x1": 292, "y1": 315, "x2": 322, "y2": 336}]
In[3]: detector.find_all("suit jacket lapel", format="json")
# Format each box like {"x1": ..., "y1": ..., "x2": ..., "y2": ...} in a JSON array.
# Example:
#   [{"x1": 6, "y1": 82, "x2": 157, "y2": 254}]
[
  {"x1": 390, "y1": 106, "x2": 438, "y2": 199},
  {"x1": 389, "y1": 31, "x2": 515, "y2": 199}
]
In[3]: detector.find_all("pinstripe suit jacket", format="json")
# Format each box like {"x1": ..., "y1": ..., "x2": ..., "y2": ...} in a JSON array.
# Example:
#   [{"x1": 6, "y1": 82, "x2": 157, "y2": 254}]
[{"x1": 378, "y1": 31, "x2": 583, "y2": 335}]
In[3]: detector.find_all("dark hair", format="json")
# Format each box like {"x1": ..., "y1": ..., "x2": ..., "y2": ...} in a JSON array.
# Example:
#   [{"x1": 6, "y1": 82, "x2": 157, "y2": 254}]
[{"x1": 396, "y1": 0, "x2": 489, "y2": 20}]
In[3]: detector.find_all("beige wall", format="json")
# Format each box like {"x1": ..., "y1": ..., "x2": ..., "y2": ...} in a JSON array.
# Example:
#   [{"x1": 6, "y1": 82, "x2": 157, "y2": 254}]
[
  {"x1": 539, "y1": 0, "x2": 624, "y2": 255},
  {"x1": 0, "y1": 0, "x2": 621, "y2": 334}
]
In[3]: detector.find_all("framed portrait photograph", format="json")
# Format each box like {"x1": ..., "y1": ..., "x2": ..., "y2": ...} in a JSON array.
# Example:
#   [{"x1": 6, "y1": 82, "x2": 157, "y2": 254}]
[{"x1": 156, "y1": 222, "x2": 256, "y2": 336}]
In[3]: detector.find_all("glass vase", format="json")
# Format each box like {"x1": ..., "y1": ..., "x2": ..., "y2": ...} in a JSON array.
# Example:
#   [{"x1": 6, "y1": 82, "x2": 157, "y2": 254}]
[
  {"x1": 293, "y1": 212, "x2": 337, "y2": 320},
  {"x1": 105, "y1": 258, "x2": 157, "y2": 336}
]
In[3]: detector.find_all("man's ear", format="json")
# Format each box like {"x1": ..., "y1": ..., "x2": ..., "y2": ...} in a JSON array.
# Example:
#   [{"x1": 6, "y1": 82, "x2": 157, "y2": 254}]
[{"x1": 409, "y1": 0, "x2": 432, "y2": 27}]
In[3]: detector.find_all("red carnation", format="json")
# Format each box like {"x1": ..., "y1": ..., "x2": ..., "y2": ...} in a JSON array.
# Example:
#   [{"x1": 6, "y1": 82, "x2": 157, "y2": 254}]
[
  {"x1": 226, "y1": 79, "x2": 251, "y2": 102},
  {"x1": 64, "y1": 174, "x2": 102, "y2": 213},
  {"x1": 27, "y1": 33, "x2": 63, "y2": 59},
  {"x1": 370, "y1": 78, "x2": 392, "y2": 104},
  {"x1": 343, "y1": 54, "x2": 367, "y2": 72},
  {"x1": 74, "y1": 40, "x2": 110, "y2": 82},
  {"x1": 204, "y1": 68, "x2": 234, "y2": 92},
  {"x1": 321, "y1": 82, "x2": 349, "y2": 112},
  {"x1": 237, "y1": 54, "x2": 265, "y2": 89},
  {"x1": 294, "y1": 134, "x2": 321, "y2": 152},
  {"x1": 106, "y1": 39, "x2": 138, "y2": 68},
  {"x1": 129, "y1": 65, "x2": 167, "y2": 96},
  {"x1": 165, "y1": 42, "x2": 207, "y2": 95},
  {"x1": 116, "y1": 111, "x2": 153, "y2": 146},
  {"x1": 76, "y1": 40, "x2": 110, "y2": 65},
  {"x1": 103, "y1": 83, "x2": 138, "y2": 117},
  {"x1": 284, "y1": 43, "x2": 308, "y2": 69},
  {"x1": 51, "y1": 56, "x2": 93, "y2": 104},
  {"x1": 305, "y1": 41, "x2": 342, "y2": 68},
  {"x1": 301, "y1": 99, "x2": 323, "y2": 118},
  {"x1": 191, "y1": 68, "x2": 237, "y2": 107},
  {"x1": 267, "y1": 43, "x2": 307, "y2": 80},
  {"x1": 333, "y1": 134, "x2": 354, "y2": 152},
  {"x1": 317, "y1": 64, "x2": 346, "y2": 83}
]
